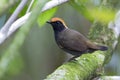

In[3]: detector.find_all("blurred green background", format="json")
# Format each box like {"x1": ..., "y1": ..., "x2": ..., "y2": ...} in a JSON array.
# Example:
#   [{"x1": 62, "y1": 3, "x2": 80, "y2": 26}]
[{"x1": 0, "y1": 0, "x2": 120, "y2": 80}]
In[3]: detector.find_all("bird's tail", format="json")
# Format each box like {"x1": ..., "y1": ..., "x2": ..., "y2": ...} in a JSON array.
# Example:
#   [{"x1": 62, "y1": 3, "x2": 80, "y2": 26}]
[
  {"x1": 98, "y1": 45, "x2": 108, "y2": 51},
  {"x1": 86, "y1": 41, "x2": 108, "y2": 51}
]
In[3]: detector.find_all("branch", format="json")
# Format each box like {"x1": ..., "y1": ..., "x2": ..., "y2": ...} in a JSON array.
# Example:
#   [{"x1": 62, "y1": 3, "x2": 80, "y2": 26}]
[
  {"x1": 42, "y1": 0, "x2": 68, "y2": 11},
  {"x1": 44, "y1": 11, "x2": 120, "y2": 80},
  {"x1": 0, "y1": 0, "x2": 28, "y2": 44},
  {"x1": 108, "y1": 11, "x2": 120, "y2": 48},
  {"x1": 98, "y1": 76, "x2": 120, "y2": 80},
  {"x1": 26, "y1": 0, "x2": 34, "y2": 13},
  {"x1": 0, "y1": 0, "x2": 68, "y2": 44}
]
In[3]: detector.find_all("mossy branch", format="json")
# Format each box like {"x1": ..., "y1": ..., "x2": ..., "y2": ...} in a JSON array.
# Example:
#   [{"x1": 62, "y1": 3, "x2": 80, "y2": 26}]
[{"x1": 45, "y1": 52, "x2": 105, "y2": 80}]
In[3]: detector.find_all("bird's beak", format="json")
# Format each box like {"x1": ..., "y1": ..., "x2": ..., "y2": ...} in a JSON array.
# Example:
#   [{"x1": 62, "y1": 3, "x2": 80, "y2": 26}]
[{"x1": 46, "y1": 21, "x2": 51, "y2": 24}]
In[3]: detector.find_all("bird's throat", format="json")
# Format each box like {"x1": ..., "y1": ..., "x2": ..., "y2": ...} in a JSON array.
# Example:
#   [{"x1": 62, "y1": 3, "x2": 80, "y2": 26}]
[
  {"x1": 52, "y1": 25, "x2": 66, "y2": 34},
  {"x1": 53, "y1": 27, "x2": 66, "y2": 40}
]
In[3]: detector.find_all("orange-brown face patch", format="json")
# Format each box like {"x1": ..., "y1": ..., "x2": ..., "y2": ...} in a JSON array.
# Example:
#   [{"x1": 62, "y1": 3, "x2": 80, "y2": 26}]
[{"x1": 50, "y1": 17, "x2": 68, "y2": 28}]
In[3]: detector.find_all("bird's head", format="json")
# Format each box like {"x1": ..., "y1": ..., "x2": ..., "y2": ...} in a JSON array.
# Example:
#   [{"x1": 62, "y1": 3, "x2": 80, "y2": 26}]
[{"x1": 47, "y1": 17, "x2": 68, "y2": 32}]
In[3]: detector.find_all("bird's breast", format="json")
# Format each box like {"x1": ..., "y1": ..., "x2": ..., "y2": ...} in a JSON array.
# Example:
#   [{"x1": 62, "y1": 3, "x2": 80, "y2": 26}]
[{"x1": 54, "y1": 31, "x2": 65, "y2": 48}]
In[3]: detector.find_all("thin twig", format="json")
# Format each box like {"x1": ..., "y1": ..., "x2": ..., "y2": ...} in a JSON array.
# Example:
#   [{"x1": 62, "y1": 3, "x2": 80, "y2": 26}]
[
  {"x1": 26, "y1": 0, "x2": 34, "y2": 13},
  {"x1": 8, "y1": 13, "x2": 30, "y2": 37},
  {"x1": 0, "y1": 0, "x2": 28, "y2": 44},
  {"x1": 42, "y1": 0, "x2": 68, "y2": 11}
]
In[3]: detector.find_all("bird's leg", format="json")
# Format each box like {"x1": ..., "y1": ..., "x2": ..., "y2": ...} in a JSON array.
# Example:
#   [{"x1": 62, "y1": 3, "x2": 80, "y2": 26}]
[{"x1": 68, "y1": 55, "x2": 81, "y2": 62}]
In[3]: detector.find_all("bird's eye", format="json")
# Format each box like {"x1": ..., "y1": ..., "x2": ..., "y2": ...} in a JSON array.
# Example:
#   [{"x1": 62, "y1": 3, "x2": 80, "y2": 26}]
[{"x1": 56, "y1": 21, "x2": 61, "y2": 24}]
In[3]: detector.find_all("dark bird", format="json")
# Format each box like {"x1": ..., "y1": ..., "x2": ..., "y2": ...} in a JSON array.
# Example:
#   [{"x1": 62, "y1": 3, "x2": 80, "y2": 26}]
[{"x1": 47, "y1": 17, "x2": 108, "y2": 59}]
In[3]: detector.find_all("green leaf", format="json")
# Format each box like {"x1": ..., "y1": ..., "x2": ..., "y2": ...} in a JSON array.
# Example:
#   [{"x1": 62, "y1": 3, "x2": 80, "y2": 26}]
[
  {"x1": 69, "y1": 0, "x2": 115, "y2": 24},
  {"x1": 7, "y1": 53, "x2": 24, "y2": 76},
  {"x1": 37, "y1": 7, "x2": 58, "y2": 27},
  {"x1": 89, "y1": 8, "x2": 115, "y2": 24},
  {"x1": 69, "y1": 0, "x2": 94, "y2": 22}
]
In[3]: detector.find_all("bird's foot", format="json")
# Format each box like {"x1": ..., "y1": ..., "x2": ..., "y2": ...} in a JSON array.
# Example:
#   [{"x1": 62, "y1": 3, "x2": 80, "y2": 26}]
[
  {"x1": 68, "y1": 55, "x2": 80, "y2": 62},
  {"x1": 68, "y1": 58, "x2": 77, "y2": 62}
]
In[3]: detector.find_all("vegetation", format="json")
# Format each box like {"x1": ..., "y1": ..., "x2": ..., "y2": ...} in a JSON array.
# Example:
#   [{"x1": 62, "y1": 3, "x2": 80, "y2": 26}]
[{"x1": 0, "y1": 0, "x2": 120, "y2": 80}]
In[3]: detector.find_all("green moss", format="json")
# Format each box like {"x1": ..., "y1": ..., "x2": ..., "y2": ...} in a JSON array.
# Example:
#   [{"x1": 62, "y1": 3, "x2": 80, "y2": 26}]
[
  {"x1": 45, "y1": 52, "x2": 105, "y2": 80},
  {"x1": 88, "y1": 21, "x2": 116, "y2": 64}
]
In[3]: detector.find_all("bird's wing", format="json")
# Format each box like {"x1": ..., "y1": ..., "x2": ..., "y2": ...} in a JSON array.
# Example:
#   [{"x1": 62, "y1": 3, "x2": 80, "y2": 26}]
[{"x1": 58, "y1": 29, "x2": 88, "y2": 51}]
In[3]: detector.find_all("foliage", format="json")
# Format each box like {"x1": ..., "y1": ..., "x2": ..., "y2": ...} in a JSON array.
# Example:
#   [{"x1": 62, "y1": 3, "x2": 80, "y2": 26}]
[
  {"x1": 0, "y1": 0, "x2": 119, "y2": 79},
  {"x1": 70, "y1": 0, "x2": 116, "y2": 24},
  {"x1": 37, "y1": 7, "x2": 57, "y2": 27},
  {"x1": 0, "y1": 0, "x2": 57, "y2": 79}
]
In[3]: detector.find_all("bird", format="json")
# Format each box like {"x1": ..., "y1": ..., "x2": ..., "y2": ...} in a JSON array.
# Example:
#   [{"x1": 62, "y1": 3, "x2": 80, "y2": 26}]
[{"x1": 47, "y1": 17, "x2": 108, "y2": 59}]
